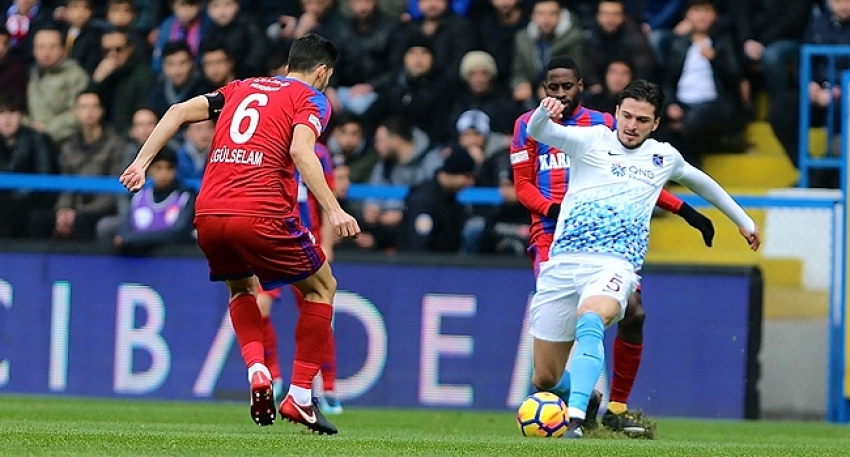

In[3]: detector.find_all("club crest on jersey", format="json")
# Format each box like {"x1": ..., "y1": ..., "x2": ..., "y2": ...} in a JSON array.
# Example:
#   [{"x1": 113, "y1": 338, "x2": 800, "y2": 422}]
[
  {"x1": 611, "y1": 163, "x2": 627, "y2": 177},
  {"x1": 652, "y1": 154, "x2": 664, "y2": 168}
]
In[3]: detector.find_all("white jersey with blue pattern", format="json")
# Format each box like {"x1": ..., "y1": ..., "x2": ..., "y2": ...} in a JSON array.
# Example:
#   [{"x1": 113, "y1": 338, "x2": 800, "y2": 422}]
[{"x1": 527, "y1": 115, "x2": 685, "y2": 270}]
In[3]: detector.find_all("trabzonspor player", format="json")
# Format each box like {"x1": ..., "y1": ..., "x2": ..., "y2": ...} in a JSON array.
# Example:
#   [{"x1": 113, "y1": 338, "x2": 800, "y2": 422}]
[
  {"x1": 511, "y1": 56, "x2": 714, "y2": 434},
  {"x1": 525, "y1": 80, "x2": 760, "y2": 438},
  {"x1": 120, "y1": 33, "x2": 358, "y2": 435}
]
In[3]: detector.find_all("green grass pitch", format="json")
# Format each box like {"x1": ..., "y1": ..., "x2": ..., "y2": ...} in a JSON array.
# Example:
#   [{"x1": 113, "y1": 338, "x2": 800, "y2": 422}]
[{"x1": 1, "y1": 395, "x2": 849, "y2": 456}]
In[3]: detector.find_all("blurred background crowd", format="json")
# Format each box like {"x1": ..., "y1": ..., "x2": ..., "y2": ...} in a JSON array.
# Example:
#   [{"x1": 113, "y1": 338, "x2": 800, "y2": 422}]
[{"x1": 0, "y1": 0, "x2": 845, "y2": 256}]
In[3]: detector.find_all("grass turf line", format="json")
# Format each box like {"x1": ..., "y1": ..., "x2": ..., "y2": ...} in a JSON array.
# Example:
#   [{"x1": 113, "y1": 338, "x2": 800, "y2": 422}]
[{"x1": 0, "y1": 395, "x2": 848, "y2": 456}]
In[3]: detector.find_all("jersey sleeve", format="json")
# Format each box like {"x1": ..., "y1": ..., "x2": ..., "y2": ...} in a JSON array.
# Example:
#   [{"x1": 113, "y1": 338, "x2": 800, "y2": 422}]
[
  {"x1": 510, "y1": 114, "x2": 557, "y2": 217},
  {"x1": 526, "y1": 105, "x2": 602, "y2": 157},
  {"x1": 294, "y1": 90, "x2": 332, "y2": 139},
  {"x1": 655, "y1": 188, "x2": 684, "y2": 213},
  {"x1": 203, "y1": 80, "x2": 242, "y2": 120}
]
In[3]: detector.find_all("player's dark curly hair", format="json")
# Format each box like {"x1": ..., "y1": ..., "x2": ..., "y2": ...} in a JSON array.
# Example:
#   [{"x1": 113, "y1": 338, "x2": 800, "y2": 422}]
[
  {"x1": 617, "y1": 79, "x2": 664, "y2": 118},
  {"x1": 287, "y1": 33, "x2": 338, "y2": 73},
  {"x1": 546, "y1": 55, "x2": 581, "y2": 80}
]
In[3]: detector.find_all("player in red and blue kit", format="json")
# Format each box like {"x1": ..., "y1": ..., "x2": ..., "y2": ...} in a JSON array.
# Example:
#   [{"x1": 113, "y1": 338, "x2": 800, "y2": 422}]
[
  {"x1": 259, "y1": 142, "x2": 344, "y2": 415},
  {"x1": 120, "y1": 34, "x2": 358, "y2": 435},
  {"x1": 511, "y1": 56, "x2": 715, "y2": 435}
]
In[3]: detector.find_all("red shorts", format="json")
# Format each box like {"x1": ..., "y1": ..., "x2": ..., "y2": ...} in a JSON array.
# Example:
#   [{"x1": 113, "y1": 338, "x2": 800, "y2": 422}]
[
  {"x1": 195, "y1": 215, "x2": 326, "y2": 289},
  {"x1": 527, "y1": 233, "x2": 554, "y2": 277}
]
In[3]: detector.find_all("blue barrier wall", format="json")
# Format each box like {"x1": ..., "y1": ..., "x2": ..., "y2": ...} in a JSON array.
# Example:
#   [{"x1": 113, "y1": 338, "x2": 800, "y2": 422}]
[{"x1": 0, "y1": 252, "x2": 760, "y2": 418}]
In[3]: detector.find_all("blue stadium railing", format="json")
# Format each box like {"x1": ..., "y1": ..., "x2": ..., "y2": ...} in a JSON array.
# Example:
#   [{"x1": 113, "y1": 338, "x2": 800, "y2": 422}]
[
  {"x1": 0, "y1": 172, "x2": 839, "y2": 209},
  {"x1": 797, "y1": 45, "x2": 850, "y2": 188}
]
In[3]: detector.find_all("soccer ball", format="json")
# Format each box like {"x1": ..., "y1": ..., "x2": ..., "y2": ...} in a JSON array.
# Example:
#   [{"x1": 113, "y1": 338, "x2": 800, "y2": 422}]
[{"x1": 516, "y1": 392, "x2": 569, "y2": 437}]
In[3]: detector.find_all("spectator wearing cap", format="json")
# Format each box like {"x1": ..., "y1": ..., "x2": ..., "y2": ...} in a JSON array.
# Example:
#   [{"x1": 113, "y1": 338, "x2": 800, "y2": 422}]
[
  {"x1": 363, "y1": 36, "x2": 452, "y2": 143},
  {"x1": 388, "y1": 0, "x2": 479, "y2": 84},
  {"x1": 112, "y1": 147, "x2": 196, "y2": 254},
  {"x1": 453, "y1": 109, "x2": 511, "y2": 172},
  {"x1": 449, "y1": 50, "x2": 522, "y2": 136},
  {"x1": 400, "y1": 147, "x2": 476, "y2": 252},
  {"x1": 450, "y1": 108, "x2": 517, "y2": 254}
]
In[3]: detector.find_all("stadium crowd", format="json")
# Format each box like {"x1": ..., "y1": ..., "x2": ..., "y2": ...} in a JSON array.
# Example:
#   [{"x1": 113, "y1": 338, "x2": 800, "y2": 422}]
[{"x1": 0, "y1": 0, "x2": 845, "y2": 253}]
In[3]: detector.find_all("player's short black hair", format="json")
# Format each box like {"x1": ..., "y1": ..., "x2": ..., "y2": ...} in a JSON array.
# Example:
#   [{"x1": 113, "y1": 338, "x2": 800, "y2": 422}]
[
  {"x1": 546, "y1": 56, "x2": 581, "y2": 80},
  {"x1": 162, "y1": 40, "x2": 192, "y2": 60},
  {"x1": 287, "y1": 33, "x2": 338, "y2": 73},
  {"x1": 107, "y1": 0, "x2": 136, "y2": 11},
  {"x1": 331, "y1": 111, "x2": 363, "y2": 131},
  {"x1": 686, "y1": 0, "x2": 715, "y2": 9},
  {"x1": 201, "y1": 40, "x2": 231, "y2": 59},
  {"x1": 75, "y1": 89, "x2": 102, "y2": 105},
  {"x1": 379, "y1": 115, "x2": 414, "y2": 142},
  {"x1": 0, "y1": 92, "x2": 26, "y2": 113},
  {"x1": 617, "y1": 79, "x2": 664, "y2": 118}
]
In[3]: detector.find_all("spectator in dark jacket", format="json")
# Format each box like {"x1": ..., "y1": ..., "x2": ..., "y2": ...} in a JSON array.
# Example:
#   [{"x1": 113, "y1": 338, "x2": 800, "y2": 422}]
[
  {"x1": 389, "y1": 0, "x2": 479, "y2": 84},
  {"x1": 28, "y1": 90, "x2": 126, "y2": 240},
  {"x1": 731, "y1": 0, "x2": 813, "y2": 103},
  {"x1": 400, "y1": 146, "x2": 476, "y2": 252},
  {"x1": 477, "y1": 0, "x2": 529, "y2": 85},
  {"x1": 201, "y1": 0, "x2": 270, "y2": 79},
  {"x1": 364, "y1": 37, "x2": 453, "y2": 143},
  {"x1": 59, "y1": 0, "x2": 103, "y2": 76},
  {"x1": 0, "y1": 92, "x2": 56, "y2": 238},
  {"x1": 0, "y1": 25, "x2": 28, "y2": 97},
  {"x1": 583, "y1": 0, "x2": 656, "y2": 93},
  {"x1": 582, "y1": 57, "x2": 635, "y2": 114},
  {"x1": 90, "y1": 27, "x2": 155, "y2": 136},
  {"x1": 324, "y1": 0, "x2": 397, "y2": 115},
  {"x1": 147, "y1": 41, "x2": 209, "y2": 118},
  {"x1": 767, "y1": 0, "x2": 850, "y2": 188},
  {"x1": 659, "y1": 0, "x2": 745, "y2": 167}
]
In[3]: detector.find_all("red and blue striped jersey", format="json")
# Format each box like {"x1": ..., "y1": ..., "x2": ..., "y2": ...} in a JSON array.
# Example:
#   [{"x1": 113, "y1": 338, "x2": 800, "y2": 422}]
[
  {"x1": 294, "y1": 142, "x2": 335, "y2": 244},
  {"x1": 511, "y1": 105, "x2": 615, "y2": 244}
]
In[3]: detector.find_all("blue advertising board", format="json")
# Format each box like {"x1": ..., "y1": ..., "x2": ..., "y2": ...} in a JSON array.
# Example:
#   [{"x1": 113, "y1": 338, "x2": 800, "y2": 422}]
[{"x1": 0, "y1": 252, "x2": 760, "y2": 418}]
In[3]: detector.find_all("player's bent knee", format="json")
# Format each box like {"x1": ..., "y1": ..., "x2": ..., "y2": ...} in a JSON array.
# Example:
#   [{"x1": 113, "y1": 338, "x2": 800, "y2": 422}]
[
  {"x1": 226, "y1": 276, "x2": 259, "y2": 300},
  {"x1": 578, "y1": 296, "x2": 621, "y2": 325},
  {"x1": 294, "y1": 263, "x2": 337, "y2": 304}
]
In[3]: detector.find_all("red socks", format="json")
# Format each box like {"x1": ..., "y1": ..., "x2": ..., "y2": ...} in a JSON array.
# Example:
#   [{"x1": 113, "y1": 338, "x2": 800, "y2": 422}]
[
  {"x1": 321, "y1": 332, "x2": 337, "y2": 392},
  {"x1": 229, "y1": 294, "x2": 265, "y2": 368},
  {"x1": 290, "y1": 301, "x2": 333, "y2": 389},
  {"x1": 610, "y1": 337, "x2": 643, "y2": 404},
  {"x1": 261, "y1": 316, "x2": 281, "y2": 380}
]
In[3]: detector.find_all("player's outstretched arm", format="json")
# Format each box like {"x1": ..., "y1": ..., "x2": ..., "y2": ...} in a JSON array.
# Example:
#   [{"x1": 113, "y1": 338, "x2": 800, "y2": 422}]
[
  {"x1": 292, "y1": 125, "x2": 360, "y2": 239},
  {"x1": 119, "y1": 95, "x2": 211, "y2": 192},
  {"x1": 674, "y1": 163, "x2": 760, "y2": 251},
  {"x1": 526, "y1": 97, "x2": 599, "y2": 155}
]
